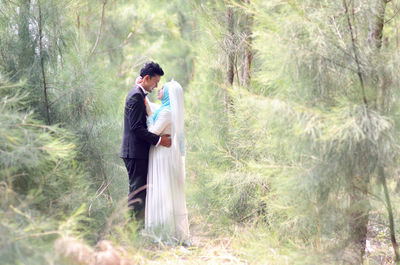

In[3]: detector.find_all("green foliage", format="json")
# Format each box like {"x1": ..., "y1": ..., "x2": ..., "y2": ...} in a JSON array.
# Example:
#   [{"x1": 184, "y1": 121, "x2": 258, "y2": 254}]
[
  {"x1": 185, "y1": 0, "x2": 400, "y2": 263},
  {"x1": 0, "y1": 79, "x2": 92, "y2": 264},
  {"x1": 2, "y1": 0, "x2": 400, "y2": 263}
]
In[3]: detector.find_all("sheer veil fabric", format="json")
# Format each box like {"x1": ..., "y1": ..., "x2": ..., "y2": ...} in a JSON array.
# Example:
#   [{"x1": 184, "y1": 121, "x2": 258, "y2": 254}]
[{"x1": 145, "y1": 80, "x2": 189, "y2": 243}]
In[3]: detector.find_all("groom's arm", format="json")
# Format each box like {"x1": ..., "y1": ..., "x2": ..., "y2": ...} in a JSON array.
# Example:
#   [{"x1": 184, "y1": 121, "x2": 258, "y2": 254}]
[{"x1": 126, "y1": 94, "x2": 160, "y2": 146}]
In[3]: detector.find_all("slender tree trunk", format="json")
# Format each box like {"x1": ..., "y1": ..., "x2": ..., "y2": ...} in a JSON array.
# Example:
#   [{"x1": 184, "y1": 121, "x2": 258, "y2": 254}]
[
  {"x1": 223, "y1": 6, "x2": 235, "y2": 113},
  {"x1": 354, "y1": 1, "x2": 398, "y2": 261},
  {"x1": 76, "y1": 13, "x2": 80, "y2": 29},
  {"x1": 226, "y1": 6, "x2": 235, "y2": 86},
  {"x1": 343, "y1": 1, "x2": 371, "y2": 261},
  {"x1": 38, "y1": 0, "x2": 51, "y2": 125},
  {"x1": 348, "y1": 173, "x2": 370, "y2": 263},
  {"x1": 368, "y1": 0, "x2": 389, "y2": 112},
  {"x1": 379, "y1": 166, "x2": 400, "y2": 262},
  {"x1": 396, "y1": 23, "x2": 399, "y2": 49},
  {"x1": 242, "y1": 0, "x2": 253, "y2": 87},
  {"x1": 368, "y1": 0, "x2": 387, "y2": 49},
  {"x1": 242, "y1": 37, "x2": 253, "y2": 86},
  {"x1": 343, "y1": 0, "x2": 368, "y2": 108}
]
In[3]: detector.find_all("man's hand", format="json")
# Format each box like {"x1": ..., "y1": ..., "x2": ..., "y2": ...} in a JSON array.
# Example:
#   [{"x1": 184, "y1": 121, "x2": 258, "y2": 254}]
[{"x1": 160, "y1": 135, "x2": 171, "y2": 147}]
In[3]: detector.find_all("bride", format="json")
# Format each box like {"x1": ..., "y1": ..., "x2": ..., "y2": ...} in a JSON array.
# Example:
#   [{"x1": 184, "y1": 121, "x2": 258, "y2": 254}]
[{"x1": 144, "y1": 80, "x2": 190, "y2": 244}]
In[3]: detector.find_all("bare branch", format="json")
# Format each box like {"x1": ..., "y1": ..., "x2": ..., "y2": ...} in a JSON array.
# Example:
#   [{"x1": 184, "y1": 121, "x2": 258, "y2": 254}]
[
  {"x1": 343, "y1": 0, "x2": 368, "y2": 108},
  {"x1": 89, "y1": 0, "x2": 107, "y2": 57},
  {"x1": 385, "y1": 4, "x2": 400, "y2": 24}
]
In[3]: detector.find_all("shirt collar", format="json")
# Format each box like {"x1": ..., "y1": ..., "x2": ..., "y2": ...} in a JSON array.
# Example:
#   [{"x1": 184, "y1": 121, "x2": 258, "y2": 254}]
[{"x1": 137, "y1": 84, "x2": 148, "y2": 96}]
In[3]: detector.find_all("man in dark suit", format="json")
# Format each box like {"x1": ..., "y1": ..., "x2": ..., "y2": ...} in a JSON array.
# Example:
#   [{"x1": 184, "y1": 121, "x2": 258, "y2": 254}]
[{"x1": 120, "y1": 62, "x2": 171, "y2": 219}]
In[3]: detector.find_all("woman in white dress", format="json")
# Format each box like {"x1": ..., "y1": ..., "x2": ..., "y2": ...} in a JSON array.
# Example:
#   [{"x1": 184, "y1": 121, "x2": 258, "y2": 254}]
[{"x1": 145, "y1": 80, "x2": 189, "y2": 244}]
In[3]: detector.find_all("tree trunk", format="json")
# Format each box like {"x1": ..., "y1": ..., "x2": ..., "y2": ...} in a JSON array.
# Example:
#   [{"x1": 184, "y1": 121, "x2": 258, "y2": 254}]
[
  {"x1": 348, "y1": 174, "x2": 370, "y2": 263},
  {"x1": 368, "y1": 0, "x2": 387, "y2": 49},
  {"x1": 38, "y1": 0, "x2": 51, "y2": 125},
  {"x1": 223, "y1": 6, "x2": 235, "y2": 113},
  {"x1": 343, "y1": 0, "x2": 368, "y2": 107},
  {"x1": 242, "y1": 0, "x2": 253, "y2": 87},
  {"x1": 226, "y1": 6, "x2": 234, "y2": 86},
  {"x1": 368, "y1": 0, "x2": 389, "y2": 113},
  {"x1": 379, "y1": 166, "x2": 400, "y2": 262},
  {"x1": 343, "y1": 1, "x2": 371, "y2": 261}
]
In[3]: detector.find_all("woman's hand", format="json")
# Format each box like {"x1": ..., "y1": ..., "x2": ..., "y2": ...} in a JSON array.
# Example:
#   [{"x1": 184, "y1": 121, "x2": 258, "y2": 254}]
[{"x1": 135, "y1": 76, "x2": 143, "y2": 84}]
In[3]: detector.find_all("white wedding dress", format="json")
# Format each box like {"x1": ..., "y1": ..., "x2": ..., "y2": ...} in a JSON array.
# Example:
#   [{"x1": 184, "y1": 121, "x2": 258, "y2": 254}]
[{"x1": 144, "y1": 82, "x2": 189, "y2": 244}]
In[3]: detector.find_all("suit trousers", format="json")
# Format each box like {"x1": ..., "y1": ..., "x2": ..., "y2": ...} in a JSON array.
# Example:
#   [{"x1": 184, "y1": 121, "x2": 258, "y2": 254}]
[{"x1": 122, "y1": 158, "x2": 148, "y2": 218}]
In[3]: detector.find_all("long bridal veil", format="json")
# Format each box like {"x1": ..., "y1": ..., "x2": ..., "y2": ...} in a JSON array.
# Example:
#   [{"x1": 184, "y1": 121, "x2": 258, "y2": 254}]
[
  {"x1": 167, "y1": 80, "x2": 189, "y2": 241},
  {"x1": 169, "y1": 80, "x2": 185, "y2": 157}
]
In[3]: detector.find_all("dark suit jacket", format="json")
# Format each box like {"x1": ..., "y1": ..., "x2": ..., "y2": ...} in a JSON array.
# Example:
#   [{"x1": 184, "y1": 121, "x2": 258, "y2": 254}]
[{"x1": 120, "y1": 85, "x2": 160, "y2": 159}]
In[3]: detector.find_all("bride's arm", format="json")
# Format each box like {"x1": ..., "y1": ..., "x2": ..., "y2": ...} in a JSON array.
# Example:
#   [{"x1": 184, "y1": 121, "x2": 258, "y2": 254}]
[{"x1": 149, "y1": 110, "x2": 171, "y2": 136}]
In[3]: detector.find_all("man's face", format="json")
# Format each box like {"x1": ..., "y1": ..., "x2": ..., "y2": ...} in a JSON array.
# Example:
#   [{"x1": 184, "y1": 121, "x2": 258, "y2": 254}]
[{"x1": 142, "y1": 75, "x2": 161, "y2": 93}]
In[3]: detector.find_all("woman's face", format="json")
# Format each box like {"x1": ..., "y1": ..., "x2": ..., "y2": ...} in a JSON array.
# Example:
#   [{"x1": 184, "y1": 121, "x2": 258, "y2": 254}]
[{"x1": 157, "y1": 86, "x2": 164, "y2": 100}]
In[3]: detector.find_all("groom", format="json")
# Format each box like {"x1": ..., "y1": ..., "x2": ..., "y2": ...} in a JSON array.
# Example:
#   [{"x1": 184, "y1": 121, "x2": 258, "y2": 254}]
[{"x1": 120, "y1": 61, "x2": 171, "y2": 219}]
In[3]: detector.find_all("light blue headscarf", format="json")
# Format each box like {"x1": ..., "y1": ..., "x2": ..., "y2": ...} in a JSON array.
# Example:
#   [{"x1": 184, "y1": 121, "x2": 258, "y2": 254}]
[{"x1": 153, "y1": 84, "x2": 171, "y2": 123}]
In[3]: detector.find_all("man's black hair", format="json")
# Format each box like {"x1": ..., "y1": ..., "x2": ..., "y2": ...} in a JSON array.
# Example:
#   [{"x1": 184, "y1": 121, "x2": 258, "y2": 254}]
[{"x1": 140, "y1": 62, "x2": 164, "y2": 78}]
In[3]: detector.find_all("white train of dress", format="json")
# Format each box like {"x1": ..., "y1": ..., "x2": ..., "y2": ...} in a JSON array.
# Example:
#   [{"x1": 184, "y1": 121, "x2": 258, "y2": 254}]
[{"x1": 145, "y1": 108, "x2": 189, "y2": 243}]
